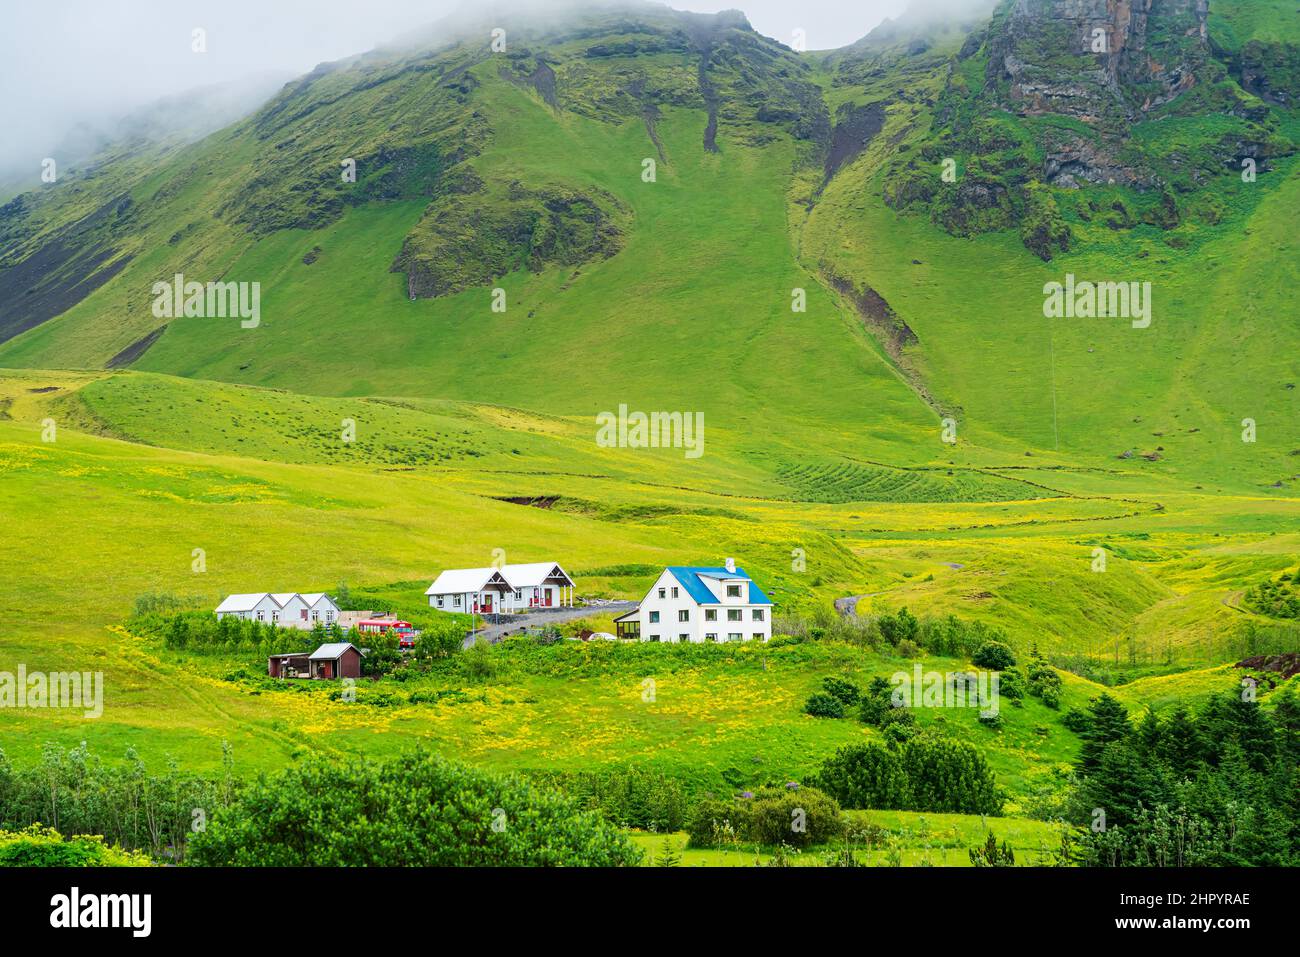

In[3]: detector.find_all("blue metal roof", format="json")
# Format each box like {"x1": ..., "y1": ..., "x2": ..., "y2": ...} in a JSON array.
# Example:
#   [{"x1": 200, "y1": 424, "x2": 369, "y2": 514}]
[{"x1": 666, "y1": 567, "x2": 773, "y2": 606}]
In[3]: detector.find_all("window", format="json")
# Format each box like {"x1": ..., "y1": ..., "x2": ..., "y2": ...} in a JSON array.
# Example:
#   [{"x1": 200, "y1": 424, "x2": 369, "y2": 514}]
[
  {"x1": 753, "y1": 633, "x2": 764, "y2": 641},
  {"x1": 705, "y1": 609, "x2": 717, "y2": 622},
  {"x1": 671, "y1": 586, "x2": 679, "y2": 598},
  {"x1": 649, "y1": 611, "x2": 660, "y2": 623},
  {"x1": 513, "y1": 589, "x2": 522, "y2": 600},
  {"x1": 679, "y1": 634, "x2": 689, "y2": 643},
  {"x1": 752, "y1": 609, "x2": 764, "y2": 621},
  {"x1": 436, "y1": 597, "x2": 445, "y2": 608},
  {"x1": 727, "y1": 609, "x2": 742, "y2": 622},
  {"x1": 658, "y1": 588, "x2": 666, "y2": 598},
  {"x1": 705, "y1": 633, "x2": 718, "y2": 641},
  {"x1": 453, "y1": 595, "x2": 462, "y2": 607},
  {"x1": 649, "y1": 635, "x2": 661, "y2": 643},
  {"x1": 678, "y1": 609, "x2": 689, "y2": 622},
  {"x1": 326, "y1": 610, "x2": 335, "y2": 621},
  {"x1": 272, "y1": 611, "x2": 280, "y2": 623},
  {"x1": 256, "y1": 610, "x2": 264, "y2": 621},
  {"x1": 726, "y1": 585, "x2": 741, "y2": 598},
  {"x1": 311, "y1": 610, "x2": 319, "y2": 621},
  {"x1": 728, "y1": 633, "x2": 742, "y2": 642}
]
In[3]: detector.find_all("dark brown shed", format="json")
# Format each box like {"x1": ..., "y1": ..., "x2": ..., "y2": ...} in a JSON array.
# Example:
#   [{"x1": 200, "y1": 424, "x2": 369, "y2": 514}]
[{"x1": 308, "y1": 642, "x2": 364, "y2": 679}]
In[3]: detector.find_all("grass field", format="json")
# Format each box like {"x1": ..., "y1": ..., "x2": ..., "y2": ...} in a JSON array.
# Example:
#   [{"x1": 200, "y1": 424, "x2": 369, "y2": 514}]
[{"x1": 0, "y1": 368, "x2": 1292, "y2": 805}]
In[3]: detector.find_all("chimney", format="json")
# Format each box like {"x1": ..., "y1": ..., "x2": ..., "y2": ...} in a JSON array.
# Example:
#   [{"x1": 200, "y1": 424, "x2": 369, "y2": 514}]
[{"x1": 725, "y1": 557, "x2": 735, "y2": 573}]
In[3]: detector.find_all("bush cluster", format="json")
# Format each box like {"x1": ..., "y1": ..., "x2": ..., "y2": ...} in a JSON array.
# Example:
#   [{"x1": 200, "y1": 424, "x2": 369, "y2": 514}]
[
  {"x1": 812, "y1": 736, "x2": 1003, "y2": 815},
  {"x1": 687, "y1": 786, "x2": 845, "y2": 849}
]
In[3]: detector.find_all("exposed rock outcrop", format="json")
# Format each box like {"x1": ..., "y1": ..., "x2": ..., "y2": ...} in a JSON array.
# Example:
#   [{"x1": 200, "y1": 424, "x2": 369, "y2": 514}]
[{"x1": 988, "y1": 0, "x2": 1210, "y2": 124}]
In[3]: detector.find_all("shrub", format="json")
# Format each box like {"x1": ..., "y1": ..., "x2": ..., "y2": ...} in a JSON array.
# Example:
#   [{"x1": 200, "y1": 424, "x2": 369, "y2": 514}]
[
  {"x1": 902, "y1": 735, "x2": 1002, "y2": 813},
  {"x1": 973, "y1": 641, "x2": 1016, "y2": 670},
  {"x1": 461, "y1": 639, "x2": 498, "y2": 681},
  {"x1": 1062, "y1": 707, "x2": 1091, "y2": 733},
  {"x1": 813, "y1": 737, "x2": 1003, "y2": 815},
  {"x1": 0, "y1": 826, "x2": 150, "y2": 867},
  {"x1": 528, "y1": 767, "x2": 689, "y2": 832},
  {"x1": 858, "y1": 676, "x2": 898, "y2": 726},
  {"x1": 188, "y1": 749, "x2": 641, "y2": 866},
  {"x1": 821, "y1": 676, "x2": 861, "y2": 706},
  {"x1": 968, "y1": 831, "x2": 1016, "y2": 867},
  {"x1": 883, "y1": 722, "x2": 915, "y2": 744},
  {"x1": 881, "y1": 705, "x2": 916, "y2": 730},
  {"x1": 998, "y1": 667, "x2": 1026, "y2": 700},
  {"x1": 1027, "y1": 657, "x2": 1063, "y2": 709},
  {"x1": 804, "y1": 692, "x2": 847, "y2": 718},
  {"x1": 812, "y1": 743, "x2": 910, "y2": 810},
  {"x1": 878, "y1": 607, "x2": 919, "y2": 645},
  {"x1": 0, "y1": 742, "x2": 236, "y2": 862},
  {"x1": 688, "y1": 786, "x2": 844, "y2": 849}
]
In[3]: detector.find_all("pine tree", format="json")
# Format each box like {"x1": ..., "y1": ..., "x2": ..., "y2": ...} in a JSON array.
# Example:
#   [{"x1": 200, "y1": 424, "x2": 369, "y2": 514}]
[
  {"x1": 1077, "y1": 693, "x2": 1131, "y2": 775},
  {"x1": 1162, "y1": 705, "x2": 1204, "y2": 780},
  {"x1": 969, "y1": 831, "x2": 1015, "y2": 866},
  {"x1": 656, "y1": 837, "x2": 682, "y2": 867},
  {"x1": 1135, "y1": 707, "x2": 1163, "y2": 759},
  {"x1": 1271, "y1": 684, "x2": 1300, "y2": 765}
]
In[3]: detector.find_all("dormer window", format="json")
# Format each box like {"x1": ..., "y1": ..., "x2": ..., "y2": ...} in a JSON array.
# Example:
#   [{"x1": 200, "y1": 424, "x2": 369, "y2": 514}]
[{"x1": 726, "y1": 585, "x2": 741, "y2": 598}]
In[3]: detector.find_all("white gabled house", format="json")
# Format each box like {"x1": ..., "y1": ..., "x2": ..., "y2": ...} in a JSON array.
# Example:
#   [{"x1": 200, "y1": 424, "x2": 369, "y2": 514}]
[
  {"x1": 215, "y1": 592, "x2": 341, "y2": 630},
  {"x1": 269, "y1": 593, "x2": 308, "y2": 627},
  {"x1": 425, "y1": 562, "x2": 576, "y2": 614},
  {"x1": 498, "y1": 562, "x2": 577, "y2": 610},
  {"x1": 300, "y1": 593, "x2": 341, "y2": 627},
  {"x1": 215, "y1": 594, "x2": 282, "y2": 623},
  {"x1": 613, "y1": 558, "x2": 772, "y2": 643}
]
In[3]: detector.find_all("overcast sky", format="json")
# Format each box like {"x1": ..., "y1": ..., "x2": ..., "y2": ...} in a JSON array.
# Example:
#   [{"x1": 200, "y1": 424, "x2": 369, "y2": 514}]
[{"x1": 0, "y1": 0, "x2": 916, "y2": 175}]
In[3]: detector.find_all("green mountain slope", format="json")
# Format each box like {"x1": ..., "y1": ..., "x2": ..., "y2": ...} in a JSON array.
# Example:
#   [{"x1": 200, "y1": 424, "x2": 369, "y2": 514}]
[{"x1": 1, "y1": 0, "x2": 1297, "y2": 491}]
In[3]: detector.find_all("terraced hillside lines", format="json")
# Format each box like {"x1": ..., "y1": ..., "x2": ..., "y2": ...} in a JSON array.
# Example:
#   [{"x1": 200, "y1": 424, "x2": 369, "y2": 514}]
[{"x1": 774, "y1": 459, "x2": 1052, "y2": 504}]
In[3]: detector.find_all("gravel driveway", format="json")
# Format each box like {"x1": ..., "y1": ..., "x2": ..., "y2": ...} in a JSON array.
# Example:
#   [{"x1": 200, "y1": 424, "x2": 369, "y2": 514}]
[{"x1": 463, "y1": 601, "x2": 639, "y2": 647}]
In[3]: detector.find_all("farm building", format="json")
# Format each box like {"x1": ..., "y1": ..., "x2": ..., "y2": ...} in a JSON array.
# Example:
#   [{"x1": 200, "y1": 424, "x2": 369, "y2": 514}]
[
  {"x1": 309, "y1": 642, "x2": 364, "y2": 679},
  {"x1": 267, "y1": 642, "x2": 365, "y2": 679},
  {"x1": 216, "y1": 592, "x2": 341, "y2": 629},
  {"x1": 267, "y1": 651, "x2": 311, "y2": 679},
  {"x1": 614, "y1": 558, "x2": 772, "y2": 643},
  {"x1": 425, "y1": 562, "x2": 576, "y2": 614}
]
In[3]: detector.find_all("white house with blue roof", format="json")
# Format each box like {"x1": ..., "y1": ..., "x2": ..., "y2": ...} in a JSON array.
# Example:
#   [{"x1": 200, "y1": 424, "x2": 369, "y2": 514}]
[{"x1": 613, "y1": 558, "x2": 772, "y2": 643}]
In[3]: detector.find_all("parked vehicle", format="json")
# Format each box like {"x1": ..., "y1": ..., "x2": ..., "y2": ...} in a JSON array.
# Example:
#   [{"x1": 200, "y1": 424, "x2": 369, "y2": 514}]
[{"x1": 357, "y1": 618, "x2": 419, "y2": 649}]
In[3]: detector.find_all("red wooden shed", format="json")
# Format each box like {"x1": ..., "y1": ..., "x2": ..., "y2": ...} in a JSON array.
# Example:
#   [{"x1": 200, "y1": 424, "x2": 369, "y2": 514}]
[{"x1": 308, "y1": 642, "x2": 364, "y2": 680}]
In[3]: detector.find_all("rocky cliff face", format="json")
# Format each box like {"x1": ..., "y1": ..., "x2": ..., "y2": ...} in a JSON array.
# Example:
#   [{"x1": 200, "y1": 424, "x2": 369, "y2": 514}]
[
  {"x1": 988, "y1": 0, "x2": 1210, "y2": 124},
  {"x1": 879, "y1": 0, "x2": 1294, "y2": 258}
]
